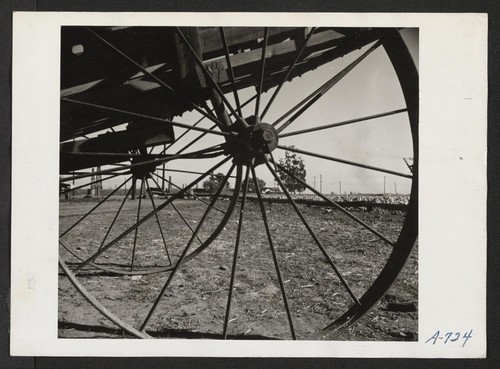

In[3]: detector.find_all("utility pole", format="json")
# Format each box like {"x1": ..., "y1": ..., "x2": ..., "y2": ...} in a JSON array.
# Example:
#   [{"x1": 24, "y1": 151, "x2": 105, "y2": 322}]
[
  {"x1": 394, "y1": 182, "x2": 398, "y2": 195},
  {"x1": 339, "y1": 181, "x2": 342, "y2": 196},
  {"x1": 313, "y1": 176, "x2": 317, "y2": 190},
  {"x1": 383, "y1": 176, "x2": 386, "y2": 196},
  {"x1": 320, "y1": 175, "x2": 323, "y2": 194},
  {"x1": 131, "y1": 178, "x2": 136, "y2": 199},
  {"x1": 162, "y1": 144, "x2": 166, "y2": 191}
]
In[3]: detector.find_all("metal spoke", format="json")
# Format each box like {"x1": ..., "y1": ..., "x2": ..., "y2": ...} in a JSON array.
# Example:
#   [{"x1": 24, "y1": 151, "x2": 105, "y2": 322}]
[
  {"x1": 255, "y1": 27, "x2": 269, "y2": 118},
  {"x1": 168, "y1": 95, "x2": 259, "y2": 157},
  {"x1": 98, "y1": 184, "x2": 133, "y2": 252},
  {"x1": 60, "y1": 167, "x2": 128, "y2": 182},
  {"x1": 271, "y1": 75, "x2": 333, "y2": 129},
  {"x1": 275, "y1": 41, "x2": 382, "y2": 133},
  {"x1": 222, "y1": 164, "x2": 251, "y2": 339},
  {"x1": 74, "y1": 156, "x2": 232, "y2": 271},
  {"x1": 152, "y1": 172, "x2": 226, "y2": 215},
  {"x1": 161, "y1": 94, "x2": 258, "y2": 159},
  {"x1": 265, "y1": 160, "x2": 360, "y2": 306},
  {"x1": 61, "y1": 144, "x2": 225, "y2": 182},
  {"x1": 162, "y1": 114, "x2": 207, "y2": 153},
  {"x1": 161, "y1": 95, "x2": 257, "y2": 154},
  {"x1": 61, "y1": 97, "x2": 230, "y2": 137},
  {"x1": 278, "y1": 145, "x2": 412, "y2": 179},
  {"x1": 60, "y1": 240, "x2": 86, "y2": 264},
  {"x1": 130, "y1": 179, "x2": 145, "y2": 271},
  {"x1": 140, "y1": 165, "x2": 236, "y2": 331},
  {"x1": 261, "y1": 27, "x2": 317, "y2": 120},
  {"x1": 251, "y1": 166, "x2": 296, "y2": 340},
  {"x1": 279, "y1": 108, "x2": 408, "y2": 138},
  {"x1": 60, "y1": 172, "x2": 127, "y2": 194},
  {"x1": 60, "y1": 176, "x2": 132, "y2": 238},
  {"x1": 275, "y1": 163, "x2": 395, "y2": 246},
  {"x1": 62, "y1": 151, "x2": 176, "y2": 158},
  {"x1": 145, "y1": 178, "x2": 172, "y2": 265},
  {"x1": 220, "y1": 27, "x2": 243, "y2": 117},
  {"x1": 157, "y1": 168, "x2": 238, "y2": 179},
  {"x1": 84, "y1": 27, "x2": 228, "y2": 131},
  {"x1": 174, "y1": 27, "x2": 245, "y2": 126},
  {"x1": 174, "y1": 123, "x2": 219, "y2": 155},
  {"x1": 149, "y1": 175, "x2": 203, "y2": 247}
]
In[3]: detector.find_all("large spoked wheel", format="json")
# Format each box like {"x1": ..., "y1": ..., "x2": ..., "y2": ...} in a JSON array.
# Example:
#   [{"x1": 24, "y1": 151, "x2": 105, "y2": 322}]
[{"x1": 59, "y1": 26, "x2": 417, "y2": 340}]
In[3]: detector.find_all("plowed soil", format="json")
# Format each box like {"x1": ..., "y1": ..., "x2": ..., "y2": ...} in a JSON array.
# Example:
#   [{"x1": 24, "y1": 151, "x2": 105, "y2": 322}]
[{"x1": 59, "y1": 198, "x2": 417, "y2": 341}]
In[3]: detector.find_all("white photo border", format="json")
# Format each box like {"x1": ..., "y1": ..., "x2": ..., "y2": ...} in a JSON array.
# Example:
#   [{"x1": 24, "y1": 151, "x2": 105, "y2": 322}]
[{"x1": 11, "y1": 12, "x2": 487, "y2": 357}]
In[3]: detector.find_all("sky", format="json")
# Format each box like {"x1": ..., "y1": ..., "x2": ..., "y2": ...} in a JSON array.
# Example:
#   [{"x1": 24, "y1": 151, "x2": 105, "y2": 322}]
[{"x1": 69, "y1": 28, "x2": 418, "y2": 196}]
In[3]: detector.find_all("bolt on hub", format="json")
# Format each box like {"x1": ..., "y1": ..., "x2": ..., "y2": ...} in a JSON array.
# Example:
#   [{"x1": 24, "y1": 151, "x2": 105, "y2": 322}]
[{"x1": 224, "y1": 116, "x2": 279, "y2": 166}]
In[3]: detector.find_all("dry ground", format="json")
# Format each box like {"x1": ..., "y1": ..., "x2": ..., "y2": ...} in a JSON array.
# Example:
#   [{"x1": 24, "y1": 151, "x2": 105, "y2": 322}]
[{"x1": 59, "y1": 197, "x2": 418, "y2": 341}]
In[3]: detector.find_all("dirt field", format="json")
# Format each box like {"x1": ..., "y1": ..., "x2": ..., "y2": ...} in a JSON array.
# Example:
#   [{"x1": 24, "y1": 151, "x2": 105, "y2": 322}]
[{"x1": 58, "y1": 197, "x2": 418, "y2": 341}]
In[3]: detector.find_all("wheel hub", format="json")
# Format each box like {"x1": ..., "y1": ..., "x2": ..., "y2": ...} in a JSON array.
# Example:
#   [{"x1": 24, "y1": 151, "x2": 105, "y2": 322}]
[
  {"x1": 225, "y1": 116, "x2": 279, "y2": 166},
  {"x1": 130, "y1": 156, "x2": 157, "y2": 179}
]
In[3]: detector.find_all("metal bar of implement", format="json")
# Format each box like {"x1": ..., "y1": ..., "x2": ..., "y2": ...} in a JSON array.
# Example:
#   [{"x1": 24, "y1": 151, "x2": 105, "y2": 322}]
[
  {"x1": 74, "y1": 156, "x2": 232, "y2": 271},
  {"x1": 145, "y1": 179, "x2": 172, "y2": 265},
  {"x1": 277, "y1": 145, "x2": 412, "y2": 179},
  {"x1": 251, "y1": 166, "x2": 297, "y2": 340},
  {"x1": 261, "y1": 27, "x2": 317, "y2": 120},
  {"x1": 60, "y1": 169, "x2": 126, "y2": 184},
  {"x1": 222, "y1": 164, "x2": 251, "y2": 339},
  {"x1": 61, "y1": 97, "x2": 230, "y2": 137},
  {"x1": 255, "y1": 27, "x2": 269, "y2": 118},
  {"x1": 265, "y1": 160, "x2": 361, "y2": 306},
  {"x1": 276, "y1": 163, "x2": 395, "y2": 246},
  {"x1": 60, "y1": 172, "x2": 127, "y2": 195},
  {"x1": 149, "y1": 175, "x2": 204, "y2": 247},
  {"x1": 279, "y1": 108, "x2": 408, "y2": 138},
  {"x1": 62, "y1": 151, "x2": 184, "y2": 158},
  {"x1": 140, "y1": 165, "x2": 236, "y2": 331},
  {"x1": 61, "y1": 170, "x2": 99, "y2": 176},
  {"x1": 275, "y1": 41, "x2": 382, "y2": 133},
  {"x1": 84, "y1": 27, "x2": 227, "y2": 130},
  {"x1": 60, "y1": 176, "x2": 132, "y2": 238},
  {"x1": 61, "y1": 144, "x2": 225, "y2": 182},
  {"x1": 152, "y1": 172, "x2": 226, "y2": 215},
  {"x1": 220, "y1": 27, "x2": 243, "y2": 117},
  {"x1": 158, "y1": 167, "x2": 238, "y2": 179}
]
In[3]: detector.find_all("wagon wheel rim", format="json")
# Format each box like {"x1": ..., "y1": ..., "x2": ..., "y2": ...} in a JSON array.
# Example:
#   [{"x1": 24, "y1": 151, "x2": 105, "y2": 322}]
[{"x1": 59, "y1": 26, "x2": 417, "y2": 339}]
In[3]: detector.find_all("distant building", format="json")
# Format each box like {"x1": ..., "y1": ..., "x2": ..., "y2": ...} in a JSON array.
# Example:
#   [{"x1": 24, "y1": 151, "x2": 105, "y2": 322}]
[{"x1": 262, "y1": 187, "x2": 280, "y2": 194}]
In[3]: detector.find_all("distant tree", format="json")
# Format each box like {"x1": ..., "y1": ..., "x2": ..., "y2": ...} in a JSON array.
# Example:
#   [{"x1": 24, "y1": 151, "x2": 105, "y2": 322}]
[
  {"x1": 202, "y1": 172, "x2": 230, "y2": 193},
  {"x1": 241, "y1": 176, "x2": 266, "y2": 193},
  {"x1": 277, "y1": 148, "x2": 306, "y2": 193}
]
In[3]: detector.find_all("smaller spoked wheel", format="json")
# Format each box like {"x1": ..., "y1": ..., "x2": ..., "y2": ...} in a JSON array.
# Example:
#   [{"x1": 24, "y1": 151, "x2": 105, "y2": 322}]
[
  {"x1": 59, "y1": 26, "x2": 417, "y2": 340},
  {"x1": 59, "y1": 148, "x2": 243, "y2": 276}
]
